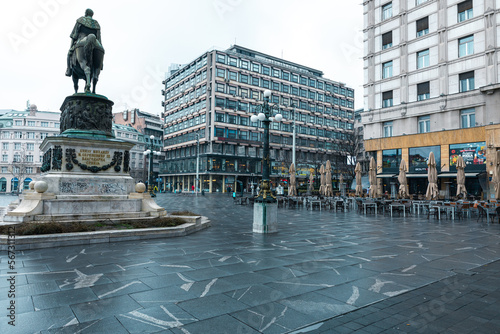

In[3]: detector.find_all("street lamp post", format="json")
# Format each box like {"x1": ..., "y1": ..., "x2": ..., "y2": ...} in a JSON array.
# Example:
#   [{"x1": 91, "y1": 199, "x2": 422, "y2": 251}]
[
  {"x1": 144, "y1": 135, "x2": 161, "y2": 196},
  {"x1": 250, "y1": 89, "x2": 282, "y2": 233},
  {"x1": 291, "y1": 103, "x2": 296, "y2": 170}
]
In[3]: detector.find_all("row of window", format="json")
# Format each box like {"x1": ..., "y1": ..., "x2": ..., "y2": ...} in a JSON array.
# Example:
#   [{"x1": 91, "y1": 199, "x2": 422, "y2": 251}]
[
  {"x1": 2, "y1": 154, "x2": 35, "y2": 163},
  {"x1": 1, "y1": 131, "x2": 53, "y2": 139},
  {"x1": 214, "y1": 97, "x2": 354, "y2": 119},
  {"x1": 214, "y1": 112, "x2": 353, "y2": 131},
  {"x1": 13, "y1": 120, "x2": 59, "y2": 128},
  {"x1": 214, "y1": 65, "x2": 353, "y2": 98},
  {"x1": 164, "y1": 85, "x2": 207, "y2": 112},
  {"x1": 214, "y1": 126, "x2": 350, "y2": 142},
  {"x1": 382, "y1": 71, "x2": 475, "y2": 108},
  {"x1": 164, "y1": 71, "x2": 207, "y2": 100},
  {"x1": 164, "y1": 114, "x2": 206, "y2": 135},
  {"x1": 381, "y1": 0, "x2": 472, "y2": 23},
  {"x1": 382, "y1": 108, "x2": 476, "y2": 137},
  {"x1": 214, "y1": 78, "x2": 354, "y2": 107},
  {"x1": 165, "y1": 56, "x2": 207, "y2": 88},
  {"x1": 163, "y1": 129, "x2": 205, "y2": 147},
  {"x1": 0, "y1": 167, "x2": 35, "y2": 174},
  {"x1": 1, "y1": 142, "x2": 36, "y2": 150},
  {"x1": 164, "y1": 99, "x2": 206, "y2": 125},
  {"x1": 382, "y1": 36, "x2": 473, "y2": 79}
]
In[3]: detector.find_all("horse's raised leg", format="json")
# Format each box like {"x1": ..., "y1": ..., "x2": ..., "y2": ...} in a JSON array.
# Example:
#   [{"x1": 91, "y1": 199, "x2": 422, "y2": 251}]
[{"x1": 92, "y1": 69, "x2": 98, "y2": 94}]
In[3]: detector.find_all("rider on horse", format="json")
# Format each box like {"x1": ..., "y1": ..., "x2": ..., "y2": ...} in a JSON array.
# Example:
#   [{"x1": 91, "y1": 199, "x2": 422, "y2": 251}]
[{"x1": 65, "y1": 9, "x2": 103, "y2": 77}]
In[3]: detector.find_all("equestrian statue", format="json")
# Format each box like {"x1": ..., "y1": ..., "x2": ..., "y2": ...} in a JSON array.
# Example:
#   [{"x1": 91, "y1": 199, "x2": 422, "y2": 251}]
[{"x1": 66, "y1": 9, "x2": 104, "y2": 94}]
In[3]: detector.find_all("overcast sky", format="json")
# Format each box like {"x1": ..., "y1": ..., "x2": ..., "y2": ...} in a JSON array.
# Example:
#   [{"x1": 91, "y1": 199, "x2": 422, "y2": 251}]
[{"x1": 0, "y1": 0, "x2": 364, "y2": 115}]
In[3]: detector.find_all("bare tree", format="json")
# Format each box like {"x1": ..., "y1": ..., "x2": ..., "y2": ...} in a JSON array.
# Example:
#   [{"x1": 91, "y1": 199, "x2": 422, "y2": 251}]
[
  {"x1": 9, "y1": 151, "x2": 30, "y2": 194},
  {"x1": 331, "y1": 127, "x2": 365, "y2": 190}
]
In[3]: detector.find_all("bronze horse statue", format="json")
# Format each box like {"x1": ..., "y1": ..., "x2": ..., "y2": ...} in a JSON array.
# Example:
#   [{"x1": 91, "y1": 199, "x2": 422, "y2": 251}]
[{"x1": 70, "y1": 33, "x2": 104, "y2": 94}]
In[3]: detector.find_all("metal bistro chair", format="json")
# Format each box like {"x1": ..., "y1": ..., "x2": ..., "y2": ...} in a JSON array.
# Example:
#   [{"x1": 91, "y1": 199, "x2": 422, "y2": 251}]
[{"x1": 477, "y1": 205, "x2": 488, "y2": 222}]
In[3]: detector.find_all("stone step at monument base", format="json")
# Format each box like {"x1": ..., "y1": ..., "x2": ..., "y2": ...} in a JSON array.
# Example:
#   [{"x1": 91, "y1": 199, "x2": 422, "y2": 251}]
[{"x1": 33, "y1": 211, "x2": 154, "y2": 222}]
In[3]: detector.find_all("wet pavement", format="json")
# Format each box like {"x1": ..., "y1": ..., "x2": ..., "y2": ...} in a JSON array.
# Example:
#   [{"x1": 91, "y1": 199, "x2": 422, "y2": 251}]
[{"x1": 0, "y1": 193, "x2": 499, "y2": 333}]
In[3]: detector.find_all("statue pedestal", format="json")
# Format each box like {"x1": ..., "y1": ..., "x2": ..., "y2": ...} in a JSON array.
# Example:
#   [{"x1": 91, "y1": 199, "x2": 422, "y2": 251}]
[
  {"x1": 4, "y1": 95, "x2": 167, "y2": 224},
  {"x1": 253, "y1": 201, "x2": 278, "y2": 233}
]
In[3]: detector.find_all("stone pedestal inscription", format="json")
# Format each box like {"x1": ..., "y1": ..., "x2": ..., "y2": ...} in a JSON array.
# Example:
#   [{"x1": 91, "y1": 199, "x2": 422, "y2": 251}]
[{"x1": 78, "y1": 149, "x2": 111, "y2": 166}]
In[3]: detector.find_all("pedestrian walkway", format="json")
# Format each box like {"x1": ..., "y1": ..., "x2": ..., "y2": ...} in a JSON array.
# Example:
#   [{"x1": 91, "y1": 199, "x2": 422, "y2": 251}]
[{"x1": 0, "y1": 193, "x2": 499, "y2": 333}]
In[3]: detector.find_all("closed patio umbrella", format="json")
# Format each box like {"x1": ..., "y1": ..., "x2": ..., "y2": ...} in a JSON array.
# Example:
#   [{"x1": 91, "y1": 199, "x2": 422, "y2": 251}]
[
  {"x1": 319, "y1": 164, "x2": 326, "y2": 196},
  {"x1": 325, "y1": 160, "x2": 333, "y2": 197},
  {"x1": 339, "y1": 173, "x2": 344, "y2": 196},
  {"x1": 493, "y1": 151, "x2": 500, "y2": 199},
  {"x1": 369, "y1": 157, "x2": 377, "y2": 198},
  {"x1": 398, "y1": 159, "x2": 408, "y2": 198},
  {"x1": 425, "y1": 151, "x2": 439, "y2": 200},
  {"x1": 288, "y1": 163, "x2": 297, "y2": 196},
  {"x1": 456, "y1": 156, "x2": 467, "y2": 198},
  {"x1": 355, "y1": 162, "x2": 362, "y2": 196},
  {"x1": 308, "y1": 170, "x2": 314, "y2": 194}
]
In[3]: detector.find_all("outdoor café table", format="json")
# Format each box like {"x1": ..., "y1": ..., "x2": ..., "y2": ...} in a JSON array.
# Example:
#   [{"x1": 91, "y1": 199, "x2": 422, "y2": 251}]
[
  {"x1": 309, "y1": 199, "x2": 322, "y2": 211},
  {"x1": 430, "y1": 205, "x2": 454, "y2": 220},
  {"x1": 346, "y1": 197, "x2": 356, "y2": 209},
  {"x1": 363, "y1": 201, "x2": 377, "y2": 215},
  {"x1": 413, "y1": 201, "x2": 429, "y2": 215},
  {"x1": 390, "y1": 203, "x2": 405, "y2": 217}
]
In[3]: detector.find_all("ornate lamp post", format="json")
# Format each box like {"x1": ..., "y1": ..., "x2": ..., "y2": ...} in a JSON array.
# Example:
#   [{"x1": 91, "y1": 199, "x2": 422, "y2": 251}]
[
  {"x1": 144, "y1": 135, "x2": 161, "y2": 196},
  {"x1": 250, "y1": 89, "x2": 282, "y2": 233}
]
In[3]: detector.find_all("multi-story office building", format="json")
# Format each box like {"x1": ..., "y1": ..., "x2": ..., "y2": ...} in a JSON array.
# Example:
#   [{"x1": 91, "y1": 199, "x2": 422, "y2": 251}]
[
  {"x1": 363, "y1": 0, "x2": 500, "y2": 199},
  {"x1": 160, "y1": 45, "x2": 355, "y2": 193},
  {"x1": 0, "y1": 105, "x2": 59, "y2": 193},
  {"x1": 113, "y1": 109, "x2": 164, "y2": 186},
  {"x1": 112, "y1": 123, "x2": 148, "y2": 184}
]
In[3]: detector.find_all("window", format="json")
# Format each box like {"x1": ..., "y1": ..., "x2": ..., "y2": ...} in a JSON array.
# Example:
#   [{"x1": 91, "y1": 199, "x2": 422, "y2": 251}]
[
  {"x1": 291, "y1": 74, "x2": 298, "y2": 83},
  {"x1": 216, "y1": 68, "x2": 225, "y2": 78},
  {"x1": 229, "y1": 57, "x2": 237, "y2": 66},
  {"x1": 27, "y1": 121, "x2": 35, "y2": 126},
  {"x1": 26, "y1": 155, "x2": 34, "y2": 162},
  {"x1": 241, "y1": 60, "x2": 249, "y2": 70},
  {"x1": 383, "y1": 121, "x2": 393, "y2": 137},
  {"x1": 15, "y1": 132, "x2": 22, "y2": 139},
  {"x1": 2, "y1": 155, "x2": 7, "y2": 162},
  {"x1": 216, "y1": 54, "x2": 226, "y2": 63},
  {"x1": 229, "y1": 71, "x2": 237, "y2": 81},
  {"x1": 251, "y1": 77, "x2": 259, "y2": 86},
  {"x1": 417, "y1": 49, "x2": 429, "y2": 69},
  {"x1": 14, "y1": 143, "x2": 21, "y2": 150},
  {"x1": 41, "y1": 121, "x2": 48, "y2": 127},
  {"x1": 416, "y1": 17, "x2": 429, "y2": 37},
  {"x1": 27, "y1": 132, "x2": 35, "y2": 139},
  {"x1": 418, "y1": 115, "x2": 430, "y2": 133},
  {"x1": 458, "y1": 35, "x2": 474, "y2": 57},
  {"x1": 461, "y1": 108, "x2": 475, "y2": 128},
  {"x1": 416, "y1": 0, "x2": 428, "y2": 5},
  {"x1": 262, "y1": 66, "x2": 270, "y2": 75},
  {"x1": 2, "y1": 143, "x2": 8, "y2": 150},
  {"x1": 382, "y1": 91, "x2": 393, "y2": 107},
  {"x1": 252, "y1": 63, "x2": 260, "y2": 72},
  {"x1": 382, "y1": 31, "x2": 392, "y2": 49},
  {"x1": 382, "y1": 61, "x2": 393, "y2": 79},
  {"x1": 15, "y1": 120, "x2": 23, "y2": 126},
  {"x1": 240, "y1": 74, "x2": 248, "y2": 84},
  {"x1": 459, "y1": 71, "x2": 474, "y2": 92},
  {"x1": 1, "y1": 167, "x2": 7, "y2": 173},
  {"x1": 26, "y1": 167, "x2": 33, "y2": 174},
  {"x1": 382, "y1": 2, "x2": 392, "y2": 20},
  {"x1": 417, "y1": 82, "x2": 430, "y2": 101},
  {"x1": 272, "y1": 68, "x2": 280, "y2": 78},
  {"x1": 458, "y1": 0, "x2": 473, "y2": 22}
]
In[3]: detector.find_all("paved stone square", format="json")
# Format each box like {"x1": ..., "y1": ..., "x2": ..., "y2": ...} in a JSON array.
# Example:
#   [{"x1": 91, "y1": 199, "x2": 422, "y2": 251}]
[{"x1": 1, "y1": 193, "x2": 499, "y2": 333}]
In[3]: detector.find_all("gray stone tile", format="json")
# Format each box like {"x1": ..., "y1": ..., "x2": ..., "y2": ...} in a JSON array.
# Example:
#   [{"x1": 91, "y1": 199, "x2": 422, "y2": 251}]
[
  {"x1": 130, "y1": 285, "x2": 199, "y2": 307},
  {"x1": 33, "y1": 287, "x2": 98, "y2": 310},
  {"x1": 181, "y1": 266, "x2": 231, "y2": 281},
  {"x1": 315, "y1": 283, "x2": 385, "y2": 307},
  {"x1": 224, "y1": 284, "x2": 288, "y2": 307},
  {"x1": 56, "y1": 269, "x2": 113, "y2": 290},
  {"x1": 231, "y1": 301, "x2": 318, "y2": 333},
  {"x1": 139, "y1": 273, "x2": 189, "y2": 289},
  {"x1": 7, "y1": 295, "x2": 34, "y2": 315},
  {"x1": 117, "y1": 304, "x2": 198, "y2": 332},
  {"x1": 0, "y1": 306, "x2": 75, "y2": 333},
  {"x1": 169, "y1": 314, "x2": 259, "y2": 334},
  {"x1": 90, "y1": 279, "x2": 152, "y2": 299},
  {"x1": 0, "y1": 280, "x2": 60, "y2": 298},
  {"x1": 71, "y1": 294, "x2": 142, "y2": 323},
  {"x1": 176, "y1": 293, "x2": 248, "y2": 320},
  {"x1": 45, "y1": 316, "x2": 129, "y2": 334}
]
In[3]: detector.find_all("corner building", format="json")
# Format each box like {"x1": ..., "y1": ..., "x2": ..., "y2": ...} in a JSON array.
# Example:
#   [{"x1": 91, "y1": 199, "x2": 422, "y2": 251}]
[
  {"x1": 160, "y1": 45, "x2": 355, "y2": 193},
  {"x1": 363, "y1": 0, "x2": 500, "y2": 199}
]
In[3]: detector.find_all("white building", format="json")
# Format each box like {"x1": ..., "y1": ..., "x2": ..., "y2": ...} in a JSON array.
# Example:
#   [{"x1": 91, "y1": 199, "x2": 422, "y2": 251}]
[
  {"x1": 112, "y1": 123, "x2": 148, "y2": 183},
  {"x1": 0, "y1": 105, "x2": 60, "y2": 193},
  {"x1": 363, "y1": 0, "x2": 500, "y2": 199}
]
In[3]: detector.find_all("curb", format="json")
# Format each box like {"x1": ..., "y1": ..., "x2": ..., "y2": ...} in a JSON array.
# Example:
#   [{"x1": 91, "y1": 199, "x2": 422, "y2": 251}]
[{"x1": 0, "y1": 216, "x2": 211, "y2": 250}]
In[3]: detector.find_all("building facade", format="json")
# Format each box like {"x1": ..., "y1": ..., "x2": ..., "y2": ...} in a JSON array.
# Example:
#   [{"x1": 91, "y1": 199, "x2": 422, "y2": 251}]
[
  {"x1": 112, "y1": 123, "x2": 149, "y2": 184},
  {"x1": 113, "y1": 109, "x2": 164, "y2": 186},
  {"x1": 160, "y1": 45, "x2": 355, "y2": 193},
  {"x1": 0, "y1": 105, "x2": 60, "y2": 193},
  {"x1": 363, "y1": 0, "x2": 500, "y2": 199}
]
